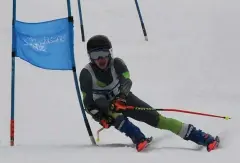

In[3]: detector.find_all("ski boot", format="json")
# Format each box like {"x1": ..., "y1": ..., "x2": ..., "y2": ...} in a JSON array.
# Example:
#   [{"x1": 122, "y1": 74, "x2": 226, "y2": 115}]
[
  {"x1": 184, "y1": 124, "x2": 220, "y2": 152},
  {"x1": 114, "y1": 115, "x2": 152, "y2": 152},
  {"x1": 136, "y1": 137, "x2": 153, "y2": 152},
  {"x1": 207, "y1": 136, "x2": 220, "y2": 152}
]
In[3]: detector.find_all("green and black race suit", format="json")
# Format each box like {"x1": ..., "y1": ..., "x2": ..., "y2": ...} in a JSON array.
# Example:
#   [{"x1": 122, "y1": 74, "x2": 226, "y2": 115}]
[{"x1": 79, "y1": 57, "x2": 160, "y2": 127}]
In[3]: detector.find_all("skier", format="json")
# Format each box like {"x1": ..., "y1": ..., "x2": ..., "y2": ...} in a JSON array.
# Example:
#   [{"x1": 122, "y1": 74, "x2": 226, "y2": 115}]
[{"x1": 79, "y1": 35, "x2": 219, "y2": 152}]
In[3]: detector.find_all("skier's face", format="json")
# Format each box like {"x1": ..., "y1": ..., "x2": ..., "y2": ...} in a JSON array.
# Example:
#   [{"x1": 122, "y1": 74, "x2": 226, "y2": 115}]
[
  {"x1": 94, "y1": 57, "x2": 109, "y2": 70},
  {"x1": 89, "y1": 48, "x2": 111, "y2": 70}
]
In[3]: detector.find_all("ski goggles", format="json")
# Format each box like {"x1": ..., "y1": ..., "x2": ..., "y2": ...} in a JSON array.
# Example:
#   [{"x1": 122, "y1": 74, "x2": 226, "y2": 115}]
[{"x1": 89, "y1": 49, "x2": 112, "y2": 60}]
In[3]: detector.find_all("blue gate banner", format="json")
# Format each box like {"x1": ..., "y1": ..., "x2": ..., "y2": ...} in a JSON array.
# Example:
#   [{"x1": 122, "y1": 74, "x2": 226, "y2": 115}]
[{"x1": 15, "y1": 18, "x2": 74, "y2": 70}]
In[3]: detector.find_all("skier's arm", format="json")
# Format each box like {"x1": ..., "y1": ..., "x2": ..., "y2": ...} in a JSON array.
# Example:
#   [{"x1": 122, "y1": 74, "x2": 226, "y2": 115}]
[
  {"x1": 79, "y1": 68, "x2": 95, "y2": 110},
  {"x1": 113, "y1": 58, "x2": 132, "y2": 96},
  {"x1": 79, "y1": 68, "x2": 111, "y2": 121}
]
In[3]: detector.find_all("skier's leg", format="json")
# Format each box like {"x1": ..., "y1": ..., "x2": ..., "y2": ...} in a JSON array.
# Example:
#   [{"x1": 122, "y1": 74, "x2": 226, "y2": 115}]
[
  {"x1": 124, "y1": 92, "x2": 217, "y2": 147},
  {"x1": 124, "y1": 92, "x2": 181, "y2": 131},
  {"x1": 108, "y1": 111, "x2": 151, "y2": 151}
]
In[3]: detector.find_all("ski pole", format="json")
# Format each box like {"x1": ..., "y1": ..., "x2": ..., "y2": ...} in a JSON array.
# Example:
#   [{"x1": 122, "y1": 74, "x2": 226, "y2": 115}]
[
  {"x1": 124, "y1": 106, "x2": 231, "y2": 120},
  {"x1": 134, "y1": 0, "x2": 148, "y2": 41},
  {"x1": 96, "y1": 127, "x2": 104, "y2": 142},
  {"x1": 77, "y1": 0, "x2": 85, "y2": 42},
  {"x1": 96, "y1": 106, "x2": 231, "y2": 142}
]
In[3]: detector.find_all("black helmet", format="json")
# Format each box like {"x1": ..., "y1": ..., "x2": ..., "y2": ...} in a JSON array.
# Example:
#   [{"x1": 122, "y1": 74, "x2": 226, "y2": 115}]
[
  {"x1": 86, "y1": 35, "x2": 113, "y2": 65},
  {"x1": 87, "y1": 35, "x2": 112, "y2": 53}
]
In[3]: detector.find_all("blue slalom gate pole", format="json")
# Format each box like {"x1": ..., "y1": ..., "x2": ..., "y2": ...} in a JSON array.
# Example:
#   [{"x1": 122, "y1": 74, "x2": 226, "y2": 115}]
[
  {"x1": 77, "y1": 0, "x2": 85, "y2": 42},
  {"x1": 10, "y1": 0, "x2": 16, "y2": 146},
  {"x1": 134, "y1": 0, "x2": 148, "y2": 41},
  {"x1": 66, "y1": 0, "x2": 96, "y2": 145}
]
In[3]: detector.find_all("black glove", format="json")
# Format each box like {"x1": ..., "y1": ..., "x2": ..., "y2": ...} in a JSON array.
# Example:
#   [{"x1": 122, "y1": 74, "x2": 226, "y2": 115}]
[
  {"x1": 87, "y1": 107, "x2": 114, "y2": 128},
  {"x1": 86, "y1": 97, "x2": 115, "y2": 128},
  {"x1": 95, "y1": 97, "x2": 111, "y2": 115},
  {"x1": 115, "y1": 95, "x2": 127, "y2": 105},
  {"x1": 86, "y1": 107, "x2": 103, "y2": 122},
  {"x1": 111, "y1": 95, "x2": 127, "y2": 112}
]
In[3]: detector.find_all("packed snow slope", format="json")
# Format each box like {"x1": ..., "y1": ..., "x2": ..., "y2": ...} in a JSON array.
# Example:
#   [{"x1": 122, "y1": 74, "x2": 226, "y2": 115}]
[{"x1": 0, "y1": 0, "x2": 240, "y2": 162}]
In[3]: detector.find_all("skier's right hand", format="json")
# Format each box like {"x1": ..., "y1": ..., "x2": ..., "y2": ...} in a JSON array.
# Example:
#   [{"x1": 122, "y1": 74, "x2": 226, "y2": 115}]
[
  {"x1": 99, "y1": 117, "x2": 114, "y2": 128},
  {"x1": 87, "y1": 107, "x2": 114, "y2": 128},
  {"x1": 87, "y1": 97, "x2": 111, "y2": 122}
]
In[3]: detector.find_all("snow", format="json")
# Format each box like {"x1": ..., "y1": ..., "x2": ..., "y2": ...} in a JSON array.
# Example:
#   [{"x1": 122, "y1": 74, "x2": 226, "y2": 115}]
[{"x1": 1, "y1": 0, "x2": 240, "y2": 162}]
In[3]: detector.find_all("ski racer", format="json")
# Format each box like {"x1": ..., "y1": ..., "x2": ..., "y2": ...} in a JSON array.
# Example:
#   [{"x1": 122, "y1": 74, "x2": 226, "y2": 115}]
[{"x1": 79, "y1": 35, "x2": 219, "y2": 152}]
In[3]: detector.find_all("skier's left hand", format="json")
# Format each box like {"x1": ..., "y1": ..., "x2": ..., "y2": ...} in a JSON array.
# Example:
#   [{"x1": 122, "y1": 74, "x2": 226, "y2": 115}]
[{"x1": 111, "y1": 96, "x2": 127, "y2": 112}]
